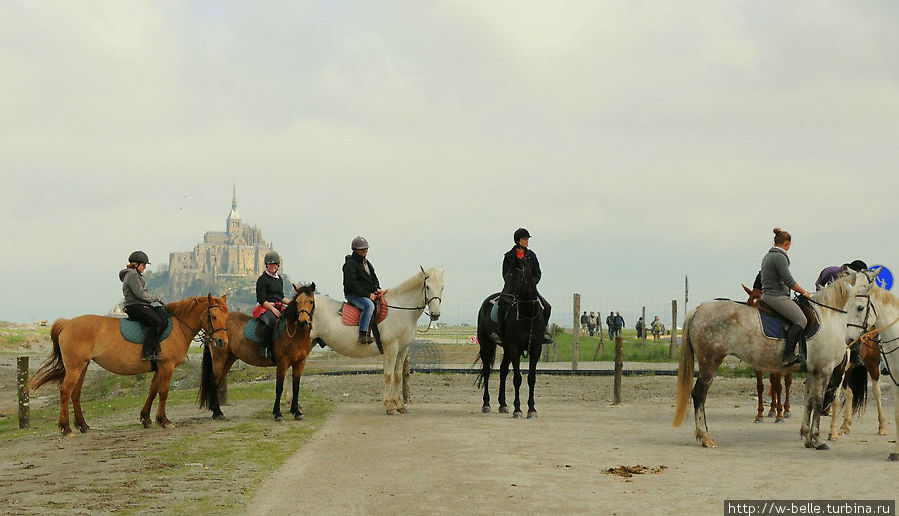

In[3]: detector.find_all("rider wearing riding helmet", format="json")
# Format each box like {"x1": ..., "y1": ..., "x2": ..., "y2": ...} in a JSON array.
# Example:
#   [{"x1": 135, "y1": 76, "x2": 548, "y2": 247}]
[
  {"x1": 760, "y1": 228, "x2": 811, "y2": 367},
  {"x1": 344, "y1": 236, "x2": 383, "y2": 345},
  {"x1": 119, "y1": 251, "x2": 166, "y2": 361},
  {"x1": 490, "y1": 228, "x2": 554, "y2": 344},
  {"x1": 255, "y1": 250, "x2": 291, "y2": 360}
]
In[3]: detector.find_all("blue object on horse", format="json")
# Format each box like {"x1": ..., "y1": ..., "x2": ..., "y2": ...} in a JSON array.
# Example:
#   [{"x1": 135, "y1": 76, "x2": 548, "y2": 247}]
[
  {"x1": 758, "y1": 311, "x2": 819, "y2": 340},
  {"x1": 870, "y1": 265, "x2": 893, "y2": 291},
  {"x1": 244, "y1": 317, "x2": 286, "y2": 344},
  {"x1": 120, "y1": 311, "x2": 174, "y2": 344}
]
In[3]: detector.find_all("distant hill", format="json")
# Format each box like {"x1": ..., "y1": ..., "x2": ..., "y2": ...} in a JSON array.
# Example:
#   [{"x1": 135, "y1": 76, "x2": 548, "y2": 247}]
[{"x1": 144, "y1": 268, "x2": 294, "y2": 315}]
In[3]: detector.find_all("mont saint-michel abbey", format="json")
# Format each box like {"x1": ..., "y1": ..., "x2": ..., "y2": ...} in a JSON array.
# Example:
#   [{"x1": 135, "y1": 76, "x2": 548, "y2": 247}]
[{"x1": 166, "y1": 187, "x2": 275, "y2": 299}]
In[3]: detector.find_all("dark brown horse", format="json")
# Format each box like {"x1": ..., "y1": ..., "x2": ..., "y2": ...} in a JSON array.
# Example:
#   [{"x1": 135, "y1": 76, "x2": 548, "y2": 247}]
[
  {"x1": 743, "y1": 284, "x2": 793, "y2": 423},
  {"x1": 29, "y1": 295, "x2": 229, "y2": 435},
  {"x1": 199, "y1": 283, "x2": 315, "y2": 421}
]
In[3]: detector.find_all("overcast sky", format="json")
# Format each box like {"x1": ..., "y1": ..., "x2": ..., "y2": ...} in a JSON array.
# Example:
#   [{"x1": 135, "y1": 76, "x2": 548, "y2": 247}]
[{"x1": 1, "y1": 2, "x2": 897, "y2": 325}]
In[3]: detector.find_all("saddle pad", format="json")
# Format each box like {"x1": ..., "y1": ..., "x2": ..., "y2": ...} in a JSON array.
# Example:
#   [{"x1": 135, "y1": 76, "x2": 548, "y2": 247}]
[
  {"x1": 243, "y1": 317, "x2": 286, "y2": 344},
  {"x1": 120, "y1": 312, "x2": 174, "y2": 344},
  {"x1": 490, "y1": 302, "x2": 499, "y2": 324},
  {"x1": 341, "y1": 297, "x2": 388, "y2": 327},
  {"x1": 758, "y1": 311, "x2": 820, "y2": 340}
]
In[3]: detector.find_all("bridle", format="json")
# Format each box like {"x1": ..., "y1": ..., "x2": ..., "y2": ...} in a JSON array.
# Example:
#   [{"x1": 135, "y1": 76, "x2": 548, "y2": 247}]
[
  {"x1": 383, "y1": 274, "x2": 442, "y2": 332},
  {"x1": 170, "y1": 300, "x2": 228, "y2": 347},
  {"x1": 285, "y1": 297, "x2": 315, "y2": 339}
]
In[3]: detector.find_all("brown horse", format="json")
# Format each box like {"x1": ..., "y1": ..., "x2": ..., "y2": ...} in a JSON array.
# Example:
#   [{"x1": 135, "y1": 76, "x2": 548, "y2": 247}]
[
  {"x1": 199, "y1": 283, "x2": 315, "y2": 421},
  {"x1": 743, "y1": 284, "x2": 793, "y2": 423},
  {"x1": 828, "y1": 331, "x2": 888, "y2": 439},
  {"x1": 29, "y1": 294, "x2": 229, "y2": 435}
]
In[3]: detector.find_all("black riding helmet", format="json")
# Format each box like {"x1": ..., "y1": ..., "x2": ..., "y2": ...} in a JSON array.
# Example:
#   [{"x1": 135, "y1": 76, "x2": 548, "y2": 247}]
[
  {"x1": 128, "y1": 250, "x2": 150, "y2": 264},
  {"x1": 848, "y1": 260, "x2": 868, "y2": 272},
  {"x1": 513, "y1": 228, "x2": 531, "y2": 243}
]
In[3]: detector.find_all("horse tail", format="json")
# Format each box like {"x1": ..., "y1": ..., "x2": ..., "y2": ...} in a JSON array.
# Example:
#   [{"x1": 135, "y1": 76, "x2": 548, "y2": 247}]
[
  {"x1": 197, "y1": 343, "x2": 217, "y2": 410},
  {"x1": 28, "y1": 319, "x2": 68, "y2": 392},
  {"x1": 673, "y1": 309, "x2": 696, "y2": 427},
  {"x1": 476, "y1": 300, "x2": 496, "y2": 389},
  {"x1": 846, "y1": 362, "x2": 868, "y2": 415}
]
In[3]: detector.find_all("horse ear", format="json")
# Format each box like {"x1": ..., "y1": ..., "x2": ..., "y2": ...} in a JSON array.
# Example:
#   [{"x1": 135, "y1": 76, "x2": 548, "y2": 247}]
[
  {"x1": 222, "y1": 294, "x2": 227, "y2": 303},
  {"x1": 293, "y1": 283, "x2": 300, "y2": 292},
  {"x1": 420, "y1": 265, "x2": 425, "y2": 274},
  {"x1": 207, "y1": 293, "x2": 213, "y2": 303},
  {"x1": 310, "y1": 282, "x2": 316, "y2": 292}
]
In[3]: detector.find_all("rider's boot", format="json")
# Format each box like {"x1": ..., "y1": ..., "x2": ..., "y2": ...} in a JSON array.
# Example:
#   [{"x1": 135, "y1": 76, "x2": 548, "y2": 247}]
[
  {"x1": 357, "y1": 331, "x2": 374, "y2": 345},
  {"x1": 782, "y1": 324, "x2": 804, "y2": 367},
  {"x1": 489, "y1": 304, "x2": 506, "y2": 343},
  {"x1": 141, "y1": 341, "x2": 155, "y2": 361}
]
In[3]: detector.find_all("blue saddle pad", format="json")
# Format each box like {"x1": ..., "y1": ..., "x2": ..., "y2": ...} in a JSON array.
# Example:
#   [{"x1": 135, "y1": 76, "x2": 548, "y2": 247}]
[
  {"x1": 758, "y1": 311, "x2": 820, "y2": 340},
  {"x1": 243, "y1": 317, "x2": 286, "y2": 344},
  {"x1": 490, "y1": 302, "x2": 499, "y2": 324},
  {"x1": 120, "y1": 311, "x2": 174, "y2": 344}
]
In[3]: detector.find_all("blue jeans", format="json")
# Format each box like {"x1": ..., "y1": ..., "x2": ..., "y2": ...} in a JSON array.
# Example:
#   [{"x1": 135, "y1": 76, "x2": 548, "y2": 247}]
[{"x1": 346, "y1": 294, "x2": 375, "y2": 332}]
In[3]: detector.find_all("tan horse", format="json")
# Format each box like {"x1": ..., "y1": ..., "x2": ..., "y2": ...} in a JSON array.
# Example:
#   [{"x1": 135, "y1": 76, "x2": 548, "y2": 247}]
[
  {"x1": 29, "y1": 294, "x2": 229, "y2": 435},
  {"x1": 198, "y1": 283, "x2": 315, "y2": 421}
]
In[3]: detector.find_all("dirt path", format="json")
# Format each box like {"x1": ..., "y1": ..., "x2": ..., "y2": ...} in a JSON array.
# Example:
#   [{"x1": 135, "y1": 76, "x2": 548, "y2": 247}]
[{"x1": 248, "y1": 377, "x2": 897, "y2": 516}]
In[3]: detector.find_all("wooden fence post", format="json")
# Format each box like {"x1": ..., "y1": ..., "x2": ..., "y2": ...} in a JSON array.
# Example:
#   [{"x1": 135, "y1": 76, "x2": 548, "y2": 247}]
[
  {"x1": 613, "y1": 335, "x2": 623, "y2": 405},
  {"x1": 572, "y1": 293, "x2": 580, "y2": 371},
  {"x1": 17, "y1": 356, "x2": 29, "y2": 429},
  {"x1": 670, "y1": 300, "x2": 678, "y2": 359}
]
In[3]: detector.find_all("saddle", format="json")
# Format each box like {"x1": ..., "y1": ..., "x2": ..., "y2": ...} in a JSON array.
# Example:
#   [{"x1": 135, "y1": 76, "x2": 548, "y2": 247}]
[
  {"x1": 120, "y1": 311, "x2": 174, "y2": 345},
  {"x1": 243, "y1": 317, "x2": 287, "y2": 344},
  {"x1": 744, "y1": 288, "x2": 819, "y2": 340},
  {"x1": 488, "y1": 293, "x2": 543, "y2": 324},
  {"x1": 341, "y1": 296, "x2": 388, "y2": 327}
]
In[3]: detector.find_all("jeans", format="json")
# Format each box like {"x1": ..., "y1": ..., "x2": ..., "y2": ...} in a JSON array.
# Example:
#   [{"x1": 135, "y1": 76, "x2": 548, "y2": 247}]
[{"x1": 346, "y1": 293, "x2": 375, "y2": 332}]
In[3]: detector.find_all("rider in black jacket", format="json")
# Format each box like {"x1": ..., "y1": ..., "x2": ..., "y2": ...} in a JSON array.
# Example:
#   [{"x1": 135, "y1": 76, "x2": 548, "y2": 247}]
[
  {"x1": 491, "y1": 228, "x2": 553, "y2": 344},
  {"x1": 343, "y1": 236, "x2": 382, "y2": 345}
]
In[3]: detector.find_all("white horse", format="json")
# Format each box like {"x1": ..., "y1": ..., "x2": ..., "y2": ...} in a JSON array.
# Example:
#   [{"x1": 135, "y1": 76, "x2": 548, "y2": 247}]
[
  {"x1": 854, "y1": 285, "x2": 899, "y2": 461},
  {"x1": 311, "y1": 266, "x2": 444, "y2": 414},
  {"x1": 674, "y1": 271, "x2": 875, "y2": 449}
]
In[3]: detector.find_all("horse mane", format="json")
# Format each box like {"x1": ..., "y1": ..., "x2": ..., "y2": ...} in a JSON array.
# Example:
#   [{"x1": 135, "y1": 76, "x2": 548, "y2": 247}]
[
  {"x1": 165, "y1": 296, "x2": 220, "y2": 317},
  {"x1": 810, "y1": 275, "x2": 854, "y2": 309},
  {"x1": 392, "y1": 270, "x2": 426, "y2": 294},
  {"x1": 870, "y1": 286, "x2": 899, "y2": 312}
]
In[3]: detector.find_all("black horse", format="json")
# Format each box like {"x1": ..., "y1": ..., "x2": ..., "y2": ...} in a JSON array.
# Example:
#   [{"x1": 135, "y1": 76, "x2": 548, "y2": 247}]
[{"x1": 476, "y1": 264, "x2": 546, "y2": 418}]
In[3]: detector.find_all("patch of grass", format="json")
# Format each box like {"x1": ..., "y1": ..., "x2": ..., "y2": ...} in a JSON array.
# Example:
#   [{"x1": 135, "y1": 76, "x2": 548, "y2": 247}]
[{"x1": 548, "y1": 330, "x2": 679, "y2": 363}]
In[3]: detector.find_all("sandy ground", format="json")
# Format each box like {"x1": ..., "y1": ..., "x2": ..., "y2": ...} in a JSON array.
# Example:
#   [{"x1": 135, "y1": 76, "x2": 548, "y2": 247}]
[
  {"x1": 1, "y1": 355, "x2": 896, "y2": 515},
  {"x1": 247, "y1": 374, "x2": 897, "y2": 516}
]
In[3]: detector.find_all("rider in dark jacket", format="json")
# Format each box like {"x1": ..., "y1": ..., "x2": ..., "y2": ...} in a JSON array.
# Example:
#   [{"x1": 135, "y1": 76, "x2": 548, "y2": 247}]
[
  {"x1": 491, "y1": 228, "x2": 553, "y2": 344},
  {"x1": 343, "y1": 236, "x2": 382, "y2": 345}
]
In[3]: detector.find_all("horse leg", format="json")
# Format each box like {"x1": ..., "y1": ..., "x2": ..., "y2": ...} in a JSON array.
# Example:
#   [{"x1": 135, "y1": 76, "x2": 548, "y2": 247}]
[
  {"x1": 772, "y1": 373, "x2": 785, "y2": 423},
  {"x1": 290, "y1": 360, "x2": 307, "y2": 421},
  {"x1": 783, "y1": 372, "x2": 793, "y2": 418},
  {"x1": 57, "y1": 365, "x2": 84, "y2": 436},
  {"x1": 754, "y1": 370, "x2": 764, "y2": 423},
  {"x1": 692, "y1": 364, "x2": 719, "y2": 448},
  {"x1": 511, "y1": 354, "x2": 523, "y2": 419},
  {"x1": 498, "y1": 353, "x2": 511, "y2": 414},
  {"x1": 804, "y1": 374, "x2": 829, "y2": 450},
  {"x1": 394, "y1": 348, "x2": 409, "y2": 414},
  {"x1": 211, "y1": 354, "x2": 238, "y2": 419},
  {"x1": 154, "y1": 366, "x2": 176, "y2": 428},
  {"x1": 838, "y1": 386, "x2": 854, "y2": 436},
  {"x1": 71, "y1": 364, "x2": 91, "y2": 433},
  {"x1": 382, "y1": 347, "x2": 399, "y2": 415},
  {"x1": 140, "y1": 372, "x2": 162, "y2": 428},
  {"x1": 828, "y1": 389, "x2": 846, "y2": 441},
  {"x1": 526, "y1": 350, "x2": 539, "y2": 418},
  {"x1": 273, "y1": 362, "x2": 287, "y2": 421},
  {"x1": 871, "y1": 380, "x2": 887, "y2": 435},
  {"x1": 402, "y1": 353, "x2": 412, "y2": 405}
]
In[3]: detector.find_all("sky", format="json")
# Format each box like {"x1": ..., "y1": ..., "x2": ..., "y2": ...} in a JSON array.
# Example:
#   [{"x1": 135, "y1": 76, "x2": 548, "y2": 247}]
[{"x1": 1, "y1": 1, "x2": 897, "y2": 325}]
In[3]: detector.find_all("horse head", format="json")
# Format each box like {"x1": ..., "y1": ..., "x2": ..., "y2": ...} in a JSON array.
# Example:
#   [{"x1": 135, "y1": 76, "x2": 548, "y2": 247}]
[
  {"x1": 286, "y1": 282, "x2": 316, "y2": 330},
  {"x1": 205, "y1": 293, "x2": 230, "y2": 348},
  {"x1": 420, "y1": 266, "x2": 445, "y2": 321},
  {"x1": 504, "y1": 263, "x2": 537, "y2": 301}
]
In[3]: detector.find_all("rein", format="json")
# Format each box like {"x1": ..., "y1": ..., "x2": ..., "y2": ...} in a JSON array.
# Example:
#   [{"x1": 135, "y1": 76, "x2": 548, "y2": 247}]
[
  {"x1": 285, "y1": 302, "x2": 315, "y2": 339},
  {"x1": 381, "y1": 275, "x2": 442, "y2": 332},
  {"x1": 169, "y1": 300, "x2": 227, "y2": 347}
]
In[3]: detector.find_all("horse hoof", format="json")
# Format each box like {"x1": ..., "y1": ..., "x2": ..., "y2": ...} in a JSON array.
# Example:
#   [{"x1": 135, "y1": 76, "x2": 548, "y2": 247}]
[
  {"x1": 294, "y1": 414, "x2": 305, "y2": 421},
  {"x1": 804, "y1": 442, "x2": 816, "y2": 449},
  {"x1": 397, "y1": 407, "x2": 407, "y2": 414},
  {"x1": 513, "y1": 412, "x2": 522, "y2": 419},
  {"x1": 499, "y1": 406, "x2": 509, "y2": 414},
  {"x1": 775, "y1": 417, "x2": 784, "y2": 424},
  {"x1": 816, "y1": 443, "x2": 829, "y2": 451},
  {"x1": 828, "y1": 434, "x2": 837, "y2": 441},
  {"x1": 754, "y1": 417, "x2": 762, "y2": 424},
  {"x1": 481, "y1": 406, "x2": 491, "y2": 414},
  {"x1": 386, "y1": 409, "x2": 396, "y2": 415},
  {"x1": 60, "y1": 427, "x2": 73, "y2": 436},
  {"x1": 161, "y1": 422, "x2": 175, "y2": 429},
  {"x1": 141, "y1": 420, "x2": 152, "y2": 429},
  {"x1": 212, "y1": 414, "x2": 226, "y2": 421},
  {"x1": 274, "y1": 415, "x2": 284, "y2": 422},
  {"x1": 888, "y1": 453, "x2": 899, "y2": 461},
  {"x1": 767, "y1": 411, "x2": 776, "y2": 418},
  {"x1": 527, "y1": 411, "x2": 537, "y2": 419},
  {"x1": 783, "y1": 412, "x2": 791, "y2": 419},
  {"x1": 79, "y1": 425, "x2": 91, "y2": 433}
]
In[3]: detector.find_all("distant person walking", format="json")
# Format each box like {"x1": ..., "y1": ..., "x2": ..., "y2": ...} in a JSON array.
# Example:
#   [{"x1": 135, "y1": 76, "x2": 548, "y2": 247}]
[
  {"x1": 580, "y1": 311, "x2": 589, "y2": 334},
  {"x1": 588, "y1": 311, "x2": 597, "y2": 337},
  {"x1": 651, "y1": 316, "x2": 663, "y2": 342},
  {"x1": 636, "y1": 317, "x2": 645, "y2": 339},
  {"x1": 606, "y1": 312, "x2": 615, "y2": 340},
  {"x1": 614, "y1": 312, "x2": 625, "y2": 338}
]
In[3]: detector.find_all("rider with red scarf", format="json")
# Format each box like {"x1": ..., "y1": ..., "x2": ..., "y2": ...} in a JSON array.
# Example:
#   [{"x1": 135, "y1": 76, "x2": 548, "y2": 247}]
[{"x1": 491, "y1": 228, "x2": 553, "y2": 344}]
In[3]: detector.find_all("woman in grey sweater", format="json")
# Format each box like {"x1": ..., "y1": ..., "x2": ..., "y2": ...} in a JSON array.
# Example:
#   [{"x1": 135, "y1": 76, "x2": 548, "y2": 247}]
[
  {"x1": 119, "y1": 250, "x2": 166, "y2": 361},
  {"x1": 759, "y1": 228, "x2": 811, "y2": 367}
]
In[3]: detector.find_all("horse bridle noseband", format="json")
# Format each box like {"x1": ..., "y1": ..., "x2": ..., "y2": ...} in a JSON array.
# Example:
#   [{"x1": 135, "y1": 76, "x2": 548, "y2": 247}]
[
  {"x1": 285, "y1": 299, "x2": 315, "y2": 338},
  {"x1": 170, "y1": 302, "x2": 228, "y2": 347}
]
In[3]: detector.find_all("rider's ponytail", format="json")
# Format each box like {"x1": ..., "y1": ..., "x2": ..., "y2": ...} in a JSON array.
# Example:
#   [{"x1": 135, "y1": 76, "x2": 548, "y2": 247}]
[{"x1": 773, "y1": 227, "x2": 791, "y2": 245}]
